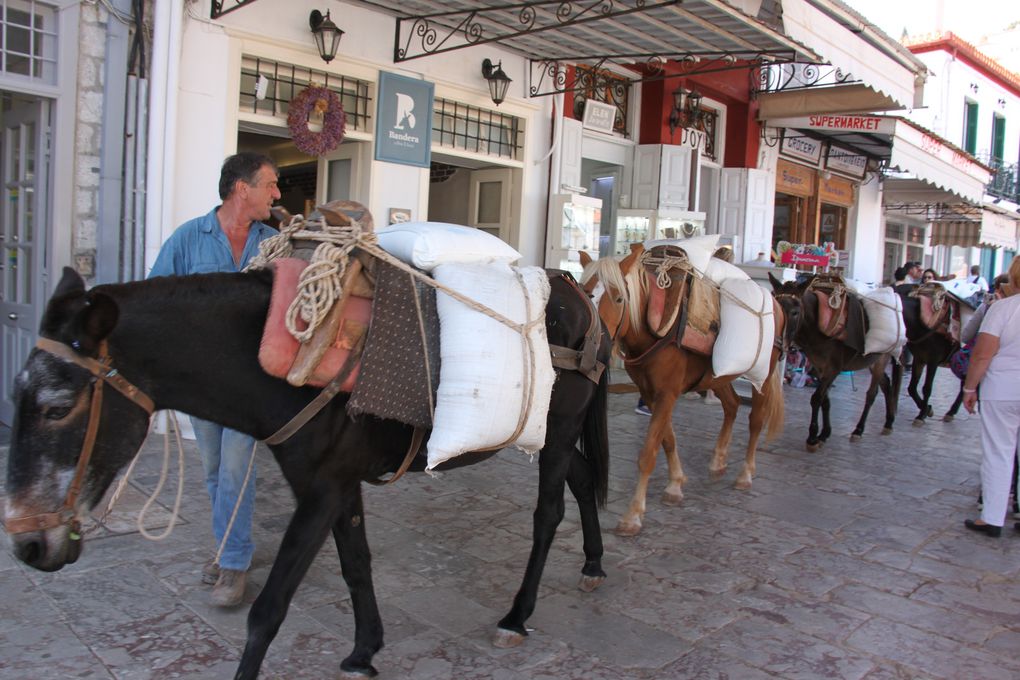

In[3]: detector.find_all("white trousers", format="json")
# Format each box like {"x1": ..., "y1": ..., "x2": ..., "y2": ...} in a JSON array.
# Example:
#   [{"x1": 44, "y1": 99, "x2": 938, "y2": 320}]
[{"x1": 979, "y1": 400, "x2": 1020, "y2": 527}]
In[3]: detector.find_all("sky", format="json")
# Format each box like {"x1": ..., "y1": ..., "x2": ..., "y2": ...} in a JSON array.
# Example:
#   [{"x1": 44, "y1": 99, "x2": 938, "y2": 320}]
[{"x1": 843, "y1": 0, "x2": 1019, "y2": 45}]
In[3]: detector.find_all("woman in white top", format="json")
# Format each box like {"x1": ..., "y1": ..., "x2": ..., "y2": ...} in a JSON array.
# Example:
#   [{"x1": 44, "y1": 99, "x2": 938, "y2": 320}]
[{"x1": 963, "y1": 256, "x2": 1020, "y2": 536}]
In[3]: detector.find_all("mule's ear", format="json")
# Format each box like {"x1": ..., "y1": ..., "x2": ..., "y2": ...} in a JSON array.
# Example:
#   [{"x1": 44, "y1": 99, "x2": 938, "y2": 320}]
[
  {"x1": 579, "y1": 250, "x2": 593, "y2": 268},
  {"x1": 79, "y1": 291, "x2": 119, "y2": 344},
  {"x1": 53, "y1": 267, "x2": 86, "y2": 298},
  {"x1": 767, "y1": 272, "x2": 781, "y2": 291}
]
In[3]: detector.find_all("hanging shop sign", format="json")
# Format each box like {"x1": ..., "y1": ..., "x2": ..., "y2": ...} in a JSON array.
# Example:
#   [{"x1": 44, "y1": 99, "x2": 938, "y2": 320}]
[
  {"x1": 375, "y1": 71, "x2": 435, "y2": 168},
  {"x1": 779, "y1": 130, "x2": 823, "y2": 165},
  {"x1": 776, "y1": 241, "x2": 837, "y2": 268},
  {"x1": 818, "y1": 174, "x2": 856, "y2": 207},
  {"x1": 776, "y1": 159, "x2": 816, "y2": 198},
  {"x1": 825, "y1": 145, "x2": 867, "y2": 179},
  {"x1": 582, "y1": 100, "x2": 617, "y2": 134}
]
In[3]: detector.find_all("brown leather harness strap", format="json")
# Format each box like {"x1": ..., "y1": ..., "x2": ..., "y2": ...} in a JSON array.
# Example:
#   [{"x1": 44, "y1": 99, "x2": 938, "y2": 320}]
[
  {"x1": 3, "y1": 338, "x2": 155, "y2": 537},
  {"x1": 365, "y1": 426, "x2": 427, "y2": 486},
  {"x1": 264, "y1": 332, "x2": 367, "y2": 446},
  {"x1": 548, "y1": 273, "x2": 606, "y2": 384}
]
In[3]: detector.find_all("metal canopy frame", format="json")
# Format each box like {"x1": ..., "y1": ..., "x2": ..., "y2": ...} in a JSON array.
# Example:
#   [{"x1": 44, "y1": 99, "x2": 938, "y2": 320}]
[
  {"x1": 884, "y1": 202, "x2": 982, "y2": 221},
  {"x1": 365, "y1": 0, "x2": 816, "y2": 97},
  {"x1": 210, "y1": 0, "x2": 261, "y2": 19}
]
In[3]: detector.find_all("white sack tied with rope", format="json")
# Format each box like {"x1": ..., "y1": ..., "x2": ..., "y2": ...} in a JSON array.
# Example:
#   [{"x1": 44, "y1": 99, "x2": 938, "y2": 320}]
[
  {"x1": 376, "y1": 222, "x2": 522, "y2": 271},
  {"x1": 862, "y1": 287, "x2": 906, "y2": 355},
  {"x1": 713, "y1": 278, "x2": 774, "y2": 391},
  {"x1": 427, "y1": 262, "x2": 555, "y2": 470}
]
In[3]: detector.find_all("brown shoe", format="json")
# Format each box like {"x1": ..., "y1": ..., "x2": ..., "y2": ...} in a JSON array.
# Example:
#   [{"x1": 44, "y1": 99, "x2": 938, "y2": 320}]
[
  {"x1": 201, "y1": 559, "x2": 220, "y2": 586},
  {"x1": 211, "y1": 569, "x2": 247, "y2": 607}
]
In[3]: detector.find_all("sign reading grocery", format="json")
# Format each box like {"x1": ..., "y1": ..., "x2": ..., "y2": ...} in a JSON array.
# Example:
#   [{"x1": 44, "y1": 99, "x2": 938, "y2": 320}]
[{"x1": 780, "y1": 130, "x2": 823, "y2": 164}]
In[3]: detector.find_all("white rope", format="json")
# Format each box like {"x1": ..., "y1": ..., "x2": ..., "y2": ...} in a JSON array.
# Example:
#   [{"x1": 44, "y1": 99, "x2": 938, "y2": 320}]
[{"x1": 213, "y1": 437, "x2": 258, "y2": 566}]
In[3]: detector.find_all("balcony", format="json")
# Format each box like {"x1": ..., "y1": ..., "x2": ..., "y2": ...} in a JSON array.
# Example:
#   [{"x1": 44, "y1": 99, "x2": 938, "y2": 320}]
[{"x1": 984, "y1": 159, "x2": 1020, "y2": 204}]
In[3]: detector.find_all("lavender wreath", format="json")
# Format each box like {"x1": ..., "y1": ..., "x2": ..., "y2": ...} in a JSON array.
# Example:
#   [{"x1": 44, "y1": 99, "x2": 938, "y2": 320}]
[{"x1": 287, "y1": 85, "x2": 346, "y2": 156}]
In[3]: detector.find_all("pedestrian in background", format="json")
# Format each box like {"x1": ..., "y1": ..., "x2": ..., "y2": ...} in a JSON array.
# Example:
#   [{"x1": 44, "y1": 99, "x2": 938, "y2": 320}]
[
  {"x1": 962, "y1": 257, "x2": 1020, "y2": 537},
  {"x1": 149, "y1": 151, "x2": 281, "y2": 604}
]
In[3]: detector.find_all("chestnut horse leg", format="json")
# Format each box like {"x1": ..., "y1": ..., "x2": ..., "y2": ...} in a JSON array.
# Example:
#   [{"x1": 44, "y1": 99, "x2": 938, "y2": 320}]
[
  {"x1": 708, "y1": 381, "x2": 740, "y2": 481},
  {"x1": 659, "y1": 416, "x2": 688, "y2": 506},
  {"x1": 617, "y1": 391, "x2": 680, "y2": 536}
]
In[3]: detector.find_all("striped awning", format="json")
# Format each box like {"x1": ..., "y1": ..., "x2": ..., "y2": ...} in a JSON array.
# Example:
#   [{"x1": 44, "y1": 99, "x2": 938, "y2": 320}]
[{"x1": 930, "y1": 210, "x2": 1020, "y2": 249}]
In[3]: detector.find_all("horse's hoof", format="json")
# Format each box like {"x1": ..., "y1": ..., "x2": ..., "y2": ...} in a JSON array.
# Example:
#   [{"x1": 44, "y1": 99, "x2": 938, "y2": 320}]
[
  {"x1": 578, "y1": 574, "x2": 605, "y2": 592},
  {"x1": 733, "y1": 478, "x2": 752, "y2": 491},
  {"x1": 661, "y1": 491, "x2": 684, "y2": 506},
  {"x1": 849, "y1": 433, "x2": 862, "y2": 443},
  {"x1": 339, "y1": 662, "x2": 379, "y2": 678},
  {"x1": 708, "y1": 466, "x2": 727, "y2": 482},
  {"x1": 492, "y1": 628, "x2": 526, "y2": 649},
  {"x1": 912, "y1": 419, "x2": 925, "y2": 427},
  {"x1": 881, "y1": 427, "x2": 893, "y2": 435},
  {"x1": 615, "y1": 520, "x2": 642, "y2": 537},
  {"x1": 942, "y1": 414, "x2": 954, "y2": 423},
  {"x1": 806, "y1": 442, "x2": 821, "y2": 453},
  {"x1": 927, "y1": 406, "x2": 934, "y2": 417}
]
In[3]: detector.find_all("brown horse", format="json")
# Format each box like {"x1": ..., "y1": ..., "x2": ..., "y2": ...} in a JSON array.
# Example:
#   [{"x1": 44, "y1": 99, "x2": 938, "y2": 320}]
[
  {"x1": 580, "y1": 246, "x2": 785, "y2": 536},
  {"x1": 770, "y1": 274, "x2": 902, "y2": 451}
]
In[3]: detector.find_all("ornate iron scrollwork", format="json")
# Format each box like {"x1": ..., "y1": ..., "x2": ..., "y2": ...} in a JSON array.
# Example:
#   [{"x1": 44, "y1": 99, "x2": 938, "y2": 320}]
[
  {"x1": 394, "y1": 0, "x2": 681, "y2": 62},
  {"x1": 210, "y1": 0, "x2": 261, "y2": 19},
  {"x1": 753, "y1": 62, "x2": 859, "y2": 96},
  {"x1": 572, "y1": 63, "x2": 631, "y2": 134}
]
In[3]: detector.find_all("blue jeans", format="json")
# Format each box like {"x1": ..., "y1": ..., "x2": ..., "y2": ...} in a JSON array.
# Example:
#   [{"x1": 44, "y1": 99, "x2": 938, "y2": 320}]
[{"x1": 190, "y1": 417, "x2": 256, "y2": 571}]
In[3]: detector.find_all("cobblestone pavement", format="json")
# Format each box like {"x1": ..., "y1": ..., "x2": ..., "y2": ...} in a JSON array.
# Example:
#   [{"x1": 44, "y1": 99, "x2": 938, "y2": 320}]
[{"x1": 1, "y1": 368, "x2": 1018, "y2": 679}]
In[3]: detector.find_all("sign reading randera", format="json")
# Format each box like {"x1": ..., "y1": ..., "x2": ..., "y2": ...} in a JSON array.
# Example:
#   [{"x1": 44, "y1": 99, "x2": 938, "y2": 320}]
[{"x1": 375, "y1": 71, "x2": 434, "y2": 168}]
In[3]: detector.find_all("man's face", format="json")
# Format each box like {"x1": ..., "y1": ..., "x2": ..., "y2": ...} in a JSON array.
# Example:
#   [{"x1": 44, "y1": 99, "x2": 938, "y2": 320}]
[
  {"x1": 910, "y1": 265, "x2": 921, "y2": 279},
  {"x1": 243, "y1": 165, "x2": 281, "y2": 221}
]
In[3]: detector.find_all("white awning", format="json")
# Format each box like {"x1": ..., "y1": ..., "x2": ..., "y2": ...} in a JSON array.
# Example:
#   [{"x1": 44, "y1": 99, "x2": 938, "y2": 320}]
[
  {"x1": 764, "y1": 115, "x2": 991, "y2": 204},
  {"x1": 930, "y1": 211, "x2": 1019, "y2": 250},
  {"x1": 780, "y1": 0, "x2": 926, "y2": 110}
]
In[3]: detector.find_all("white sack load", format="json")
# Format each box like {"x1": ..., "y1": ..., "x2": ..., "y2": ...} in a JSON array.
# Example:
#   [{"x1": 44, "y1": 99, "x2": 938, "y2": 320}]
[
  {"x1": 862, "y1": 287, "x2": 905, "y2": 355},
  {"x1": 842, "y1": 277, "x2": 876, "y2": 295},
  {"x1": 376, "y1": 222, "x2": 521, "y2": 272},
  {"x1": 713, "y1": 278, "x2": 774, "y2": 391},
  {"x1": 704, "y1": 257, "x2": 749, "y2": 286},
  {"x1": 644, "y1": 233, "x2": 721, "y2": 275},
  {"x1": 427, "y1": 263, "x2": 555, "y2": 469}
]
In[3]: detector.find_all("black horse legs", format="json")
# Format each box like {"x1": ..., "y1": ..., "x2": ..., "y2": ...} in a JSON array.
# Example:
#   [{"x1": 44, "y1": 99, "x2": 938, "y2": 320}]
[
  {"x1": 235, "y1": 485, "x2": 343, "y2": 680},
  {"x1": 807, "y1": 375, "x2": 837, "y2": 450},
  {"x1": 910, "y1": 363, "x2": 938, "y2": 423},
  {"x1": 852, "y1": 373, "x2": 884, "y2": 438},
  {"x1": 497, "y1": 447, "x2": 573, "y2": 639},
  {"x1": 565, "y1": 446, "x2": 607, "y2": 586},
  {"x1": 944, "y1": 380, "x2": 965, "y2": 420}
]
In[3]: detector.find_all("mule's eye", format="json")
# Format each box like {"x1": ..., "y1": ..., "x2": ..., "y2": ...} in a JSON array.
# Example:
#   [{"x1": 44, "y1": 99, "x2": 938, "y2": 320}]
[{"x1": 43, "y1": 405, "x2": 71, "y2": 420}]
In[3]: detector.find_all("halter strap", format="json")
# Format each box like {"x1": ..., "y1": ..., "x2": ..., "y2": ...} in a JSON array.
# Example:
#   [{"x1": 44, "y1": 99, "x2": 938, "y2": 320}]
[{"x1": 2, "y1": 338, "x2": 154, "y2": 536}]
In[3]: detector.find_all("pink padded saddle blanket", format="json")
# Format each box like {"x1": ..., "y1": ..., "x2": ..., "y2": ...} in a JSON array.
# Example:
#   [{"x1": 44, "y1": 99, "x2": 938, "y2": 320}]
[{"x1": 258, "y1": 258, "x2": 371, "y2": 389}]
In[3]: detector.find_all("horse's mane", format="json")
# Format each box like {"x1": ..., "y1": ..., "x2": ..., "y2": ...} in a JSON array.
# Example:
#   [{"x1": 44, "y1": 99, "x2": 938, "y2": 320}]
[{"x1": 581, "y1": 256, "x2": 645, "y2": 332}]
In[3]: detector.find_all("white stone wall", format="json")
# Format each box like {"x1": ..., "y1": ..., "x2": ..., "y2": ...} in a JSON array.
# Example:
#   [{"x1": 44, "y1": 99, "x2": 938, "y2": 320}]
[{"x1": 72, "y1": 1, "x2": 109, "y2": 280}]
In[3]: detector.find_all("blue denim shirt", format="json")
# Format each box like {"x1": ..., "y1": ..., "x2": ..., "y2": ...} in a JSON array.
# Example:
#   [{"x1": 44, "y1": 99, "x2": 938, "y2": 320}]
[{"x1": 148, "y1": 207, "x2": 277, "y2": 278}]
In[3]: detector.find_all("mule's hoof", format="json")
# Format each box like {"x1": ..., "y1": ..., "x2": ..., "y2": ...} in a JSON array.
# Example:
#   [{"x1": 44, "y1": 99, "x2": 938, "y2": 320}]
[
  {"x1": 661, "y1": 491, "x2": 684, "y2": 506},
  {"x1": 942, "y1": 414, "x2": 954, "y2": 423},
  {"x1": 806, "y1": 441, "x2": 821, "y2": 453},
  {"x1": 339, "y1": 662, "x2": 379, "y2": 678},
  {"x1": 733, "y1": 478, "x2": 752, "y2": 491},
  {"x1": 881, "y1": 427, "x2": 893, "y2": 435},
  {"x1": 492, "y1": 628, "x2": 526, "y2": 649},
  {"x1": 615, "y1": 520, "x2": 642, "y2": 537},
  {"x1": 578, "y1": 574, "x2": 605, "y2": 592},
  {"x1": 849, "y1": 434, "x2": 862, "y2": 443},
  {"x1": 912, "y1": 418, "x2": 925, "y2": 427}
]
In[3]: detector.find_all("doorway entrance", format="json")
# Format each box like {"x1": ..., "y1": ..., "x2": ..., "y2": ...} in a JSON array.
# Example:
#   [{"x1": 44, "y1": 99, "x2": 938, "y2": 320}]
[
  {"x1": 1, "y1": 93, "x2": 49, "y2": 424},
  {"x1": 427, "y1": 154, "x2": 514, "y2": 242},
  {"x1": 582, "y1": 160, "x2": 622, "y2": 257}
]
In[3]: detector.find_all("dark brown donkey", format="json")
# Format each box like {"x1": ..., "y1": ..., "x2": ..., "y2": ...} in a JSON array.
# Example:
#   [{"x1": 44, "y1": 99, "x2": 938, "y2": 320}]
[{"x1": 770, "y1": 273, "x2": 902, "y2": 451}]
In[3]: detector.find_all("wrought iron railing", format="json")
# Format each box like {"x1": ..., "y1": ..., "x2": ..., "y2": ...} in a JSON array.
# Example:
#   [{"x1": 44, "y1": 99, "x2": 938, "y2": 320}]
[
  {"x1": 752, "y1": 62, "x2": 859, "y2": 96},
  {"x1": 984, "y1": 159, "x2": 1020, "y2": 204}
]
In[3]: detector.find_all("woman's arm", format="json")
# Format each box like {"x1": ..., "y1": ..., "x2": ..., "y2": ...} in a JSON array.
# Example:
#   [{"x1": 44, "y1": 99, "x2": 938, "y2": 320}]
[{"x1": 962, "y1": 332, "x2": 1000, "y2": 413}]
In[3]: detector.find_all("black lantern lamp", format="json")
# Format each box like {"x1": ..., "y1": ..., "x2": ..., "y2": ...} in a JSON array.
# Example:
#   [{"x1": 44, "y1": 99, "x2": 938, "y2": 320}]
[
  {"x1": 668, "y1": 85, "x2": 703, "y2": 135},
  {"x1": 310, "y1": 9, "x2": 344, "y2": 64},
  {"x1": 481, "y1": 58, "x2": 512, "y2": 106}
]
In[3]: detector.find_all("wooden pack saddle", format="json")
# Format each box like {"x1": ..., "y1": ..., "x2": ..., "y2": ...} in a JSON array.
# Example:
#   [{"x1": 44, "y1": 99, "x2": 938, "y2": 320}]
[
  {"x1": 807, "y1": 273, "x2": 850, "y2": 340},
  {"x1": 909, "y1": 282, "x2": 960, "y2": 342},
  {"x1": 641, "y1": 245, "x2": 720, "y2": 356},
  {"x1": 258, "y1": 201, "x2": 377, "y2": 389}
]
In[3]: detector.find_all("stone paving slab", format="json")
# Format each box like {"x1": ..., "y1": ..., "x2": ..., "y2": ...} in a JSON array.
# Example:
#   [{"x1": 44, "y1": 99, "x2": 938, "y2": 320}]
[{"x1": 1, "y1": 367, "x2": 1019, "y2": 678}]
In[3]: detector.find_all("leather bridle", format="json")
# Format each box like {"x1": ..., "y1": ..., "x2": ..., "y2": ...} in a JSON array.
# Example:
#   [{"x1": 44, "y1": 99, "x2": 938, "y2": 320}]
[{"x1": 2, "y1": 338, "x2": 154, "y2": 538}]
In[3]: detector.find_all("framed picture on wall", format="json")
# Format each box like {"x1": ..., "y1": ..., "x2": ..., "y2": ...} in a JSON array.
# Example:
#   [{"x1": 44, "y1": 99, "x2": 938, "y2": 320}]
[{"x1": 388, "y1": 208, "x2": 412, "y2": 225}]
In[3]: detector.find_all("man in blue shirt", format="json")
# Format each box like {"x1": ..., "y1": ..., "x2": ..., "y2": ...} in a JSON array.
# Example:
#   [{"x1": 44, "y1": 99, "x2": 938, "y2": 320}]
[{"x1": 149, "y1": 152, "x2": 281, "y2": 607}]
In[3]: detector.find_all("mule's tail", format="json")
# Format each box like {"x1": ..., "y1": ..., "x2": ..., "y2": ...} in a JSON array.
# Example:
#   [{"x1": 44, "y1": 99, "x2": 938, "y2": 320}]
[
  {"x1": 581, "y1": 366, "x2": 610, "y2": 508},
  {"x1": 762, "y1": 361, "x2": 785, "y2": 443}
]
